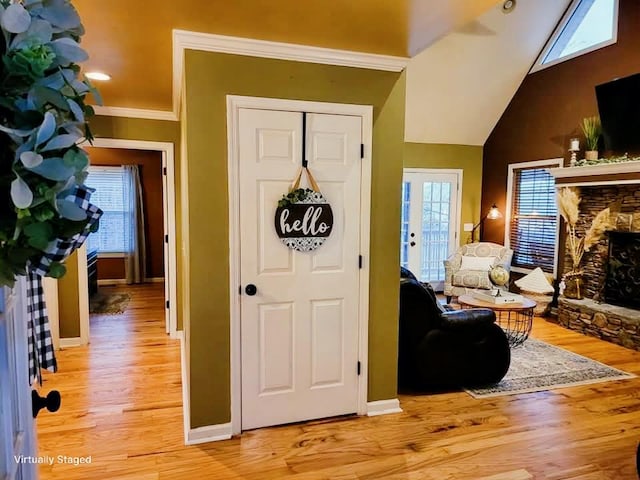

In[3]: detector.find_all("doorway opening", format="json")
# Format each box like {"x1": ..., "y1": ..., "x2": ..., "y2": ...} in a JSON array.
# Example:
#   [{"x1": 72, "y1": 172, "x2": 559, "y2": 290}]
[{"x1": 401, "y1": 169, "x2": 462, "y2": 291}]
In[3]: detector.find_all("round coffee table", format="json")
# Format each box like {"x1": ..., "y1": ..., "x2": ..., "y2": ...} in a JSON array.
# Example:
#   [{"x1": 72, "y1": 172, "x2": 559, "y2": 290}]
[{"x1": 457, "y1": 294, "x2": 536, "y2": 347}]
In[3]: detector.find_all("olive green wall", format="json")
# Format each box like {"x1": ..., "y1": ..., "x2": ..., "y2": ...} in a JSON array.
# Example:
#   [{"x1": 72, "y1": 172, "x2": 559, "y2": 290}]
[
  {"x1": 90, "y1": 116, "x2": 183, "y2": 330},
  {"x1": 183, "y1": 50, "x2": 405, "y2": 428},
  {"x1": 403, "y1": 143, "x2": 483, "y2": 245},
  {"x1": 57, "y1": 250, "x2": 81, "y2": 338},
  {"x1": 90, "y1": 116, "x2": 180, "y2": 146}
]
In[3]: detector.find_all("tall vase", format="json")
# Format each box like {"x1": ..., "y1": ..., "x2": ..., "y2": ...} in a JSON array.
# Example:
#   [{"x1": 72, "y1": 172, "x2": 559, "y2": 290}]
[{"x1": 563, "y1": 272, "x2": 584, "y2": 299}]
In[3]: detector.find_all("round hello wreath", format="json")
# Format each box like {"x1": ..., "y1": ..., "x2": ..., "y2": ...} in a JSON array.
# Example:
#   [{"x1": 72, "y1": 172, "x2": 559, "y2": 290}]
[{"x1": 274, "y1": 167, "x2": 334, "y2": 252}]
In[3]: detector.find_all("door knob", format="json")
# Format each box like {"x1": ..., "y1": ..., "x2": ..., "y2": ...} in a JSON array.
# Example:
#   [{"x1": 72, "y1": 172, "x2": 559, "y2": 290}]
[
  {"x1": 410, "y1": 241, "x2": 416, "y2": 247},
  {"x1": 245, "y1": 284, "x2": 258, "y2": 296},
  {"x1": 32, "y1": 390, "x2": 61, "y2": 418}
]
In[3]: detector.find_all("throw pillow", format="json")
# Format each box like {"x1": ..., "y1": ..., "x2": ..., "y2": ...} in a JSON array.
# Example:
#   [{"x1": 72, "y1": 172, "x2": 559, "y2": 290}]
[
  {"x1": 514, "y1": 267, "x2": 554, "y2": 294},
  {"x1": 452, "y1": 270, "x2": 493, "y2": 289},
  {"x1": 459, "y1": 255, "x2": 496, "y2": 271}
]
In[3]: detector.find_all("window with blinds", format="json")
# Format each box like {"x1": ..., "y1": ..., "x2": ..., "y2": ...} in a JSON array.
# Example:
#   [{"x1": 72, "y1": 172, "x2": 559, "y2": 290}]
[
  {"x1": 85, "y1": 166, "x2": 126, "y2": 254},
  {"x1": 507, "y1": 161, "x2": 560, "y2": 273}
]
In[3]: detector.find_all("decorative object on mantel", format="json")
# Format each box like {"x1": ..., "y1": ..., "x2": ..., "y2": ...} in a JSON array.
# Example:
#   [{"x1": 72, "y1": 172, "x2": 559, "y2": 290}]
[
  {"x1": 0, "y1": 0, "x2": 102, "y2": 383},
  {"x1": 568, "y1": 138, "x2": 580, "y2": 167},
  {"x1": 574, "y1": 153, "x2": 640, "y2": 167},
  {"x1": 556, "y1": 187, "x2": 615, "y2": 300},
  {"x1": 581, "y1": 116, "x2": 601, "y2": 161}
]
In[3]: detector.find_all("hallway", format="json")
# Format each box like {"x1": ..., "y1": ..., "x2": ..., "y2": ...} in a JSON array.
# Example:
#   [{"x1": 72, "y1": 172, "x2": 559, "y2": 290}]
[
  {"x1": 35, "y1": 284, "x2": 640, "y2": 479},
  {"x1": 37, "y1": 283, "x2": 183, "y2": 479}
]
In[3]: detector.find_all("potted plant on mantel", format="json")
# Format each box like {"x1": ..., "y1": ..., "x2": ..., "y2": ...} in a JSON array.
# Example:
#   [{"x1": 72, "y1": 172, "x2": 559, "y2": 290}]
[
  {"x1": 581, "y1": 116, "x2": 601, "y2": 161},
  {"x1": 557, "y1": 187, "x2": 614, "y2": 299}
]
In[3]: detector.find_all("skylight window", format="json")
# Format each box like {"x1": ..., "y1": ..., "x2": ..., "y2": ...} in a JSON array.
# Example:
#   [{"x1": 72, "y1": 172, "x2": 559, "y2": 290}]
[{"x1": 531, "y1": 0, "x2": 618, "y2": 72}]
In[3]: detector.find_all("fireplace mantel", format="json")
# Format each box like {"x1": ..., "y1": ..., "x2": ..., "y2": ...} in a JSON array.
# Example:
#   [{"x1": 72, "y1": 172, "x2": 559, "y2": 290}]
[{"x1": 548, "y1": 160, "x2": 640, "y2": 187}]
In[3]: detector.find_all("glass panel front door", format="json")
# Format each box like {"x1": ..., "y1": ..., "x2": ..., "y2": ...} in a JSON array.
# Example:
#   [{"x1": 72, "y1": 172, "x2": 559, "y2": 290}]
[{"x1": 401, "y1": 170, "x2": 460, "y2": 290}]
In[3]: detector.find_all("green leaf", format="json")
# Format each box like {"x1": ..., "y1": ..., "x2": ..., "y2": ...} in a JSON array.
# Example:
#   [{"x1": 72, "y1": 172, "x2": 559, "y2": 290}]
[
  {"x1": 27, "y1": 233, "x2": 49, "y2": 250},
  {"x1": 62, "y1": 148, "x2": 87, "y2": 170},
  {"x1": 46, "y1": 262, "x2": 66, "y2": 279},
  {"x1": 24, "y1": 221, "x2": 53, "y2": 239},
  {"x1": 10, "y1": 18, "x2": 53, "y2": 49},
  {"x1": 30, "y1": 85, "x2": 69, "y2": 111},
  {"x1": 87, "y1": 84, "x2": 102, "y2": 106},
  {"x1": 33, "y1": 206, "x2": 55, "y2": 222},
  {"x1": 0, "y1": 261, "x2": 17, "y2": 288},
  {"x1": 0, "y1": 122, "x2": 36, "y2": 137},
  {"x1": 7, "y1": 248, "x2": 34, "y2": 270},
  {"x1": 56, "y1": 199, "x2": 87, "y2": 221},
  {"x1": 66, "y1": 98, "x2": 84, "y2": 122},
  {"x1": 40, "y1": 133, "x2": 79, "y2": 152},
  {"x1": 10, "y1": 175, "x2": 33, "y2": 208},
  {"x1": 38, "y1": 3, "x2": 81, "y2": 30},
  {"x1": 20, "y1": 151, "x2": 43, "y2": 168},
  {"x1": 36, "y1": 110, "x2": 56, "y2": 146},
  {"x1": 28, "y1": 157, "x2": 75, "y2": 180},
  {"x1": 1, "y1": 3, "x2": 31, "y2": 33},
  {"x1": 49, "y1": 37, "x2": 88, "y2": 65}
]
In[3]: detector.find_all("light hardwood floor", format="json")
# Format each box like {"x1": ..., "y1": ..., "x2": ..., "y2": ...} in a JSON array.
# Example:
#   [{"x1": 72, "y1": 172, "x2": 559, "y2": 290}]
[{"x1": 37, "y1": 284, "x2": 640, "y2": 479}]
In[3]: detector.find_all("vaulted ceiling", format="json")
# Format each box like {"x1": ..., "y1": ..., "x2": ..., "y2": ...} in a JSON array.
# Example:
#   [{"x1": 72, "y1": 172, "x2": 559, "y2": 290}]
[
  {"x1": 74, "y1": 0, "x2": 501, "y2": 111},
  {"x1": 405, "y1": 0, "x2": 572, "y2": 145}
]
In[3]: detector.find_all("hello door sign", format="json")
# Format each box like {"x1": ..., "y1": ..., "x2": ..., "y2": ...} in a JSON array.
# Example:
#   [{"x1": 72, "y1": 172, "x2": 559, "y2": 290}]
[
  {"x1": 275, "y1": 189, "x2": 334, "y2": 252},
  {"x1": 277, "y1": 115, "x2": 334, "y2": 252}
]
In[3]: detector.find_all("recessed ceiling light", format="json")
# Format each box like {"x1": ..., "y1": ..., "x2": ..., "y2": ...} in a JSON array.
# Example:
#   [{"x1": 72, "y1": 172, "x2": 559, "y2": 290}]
[
  {"x1": 85, "y1": 71, "x2": 111, "y2": 81},
  {"x1": 502, "y1": 0, "x2": 516, "y2": 13}
]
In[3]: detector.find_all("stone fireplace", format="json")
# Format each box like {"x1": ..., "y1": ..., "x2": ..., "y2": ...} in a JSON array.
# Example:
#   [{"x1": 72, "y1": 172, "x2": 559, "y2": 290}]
[
  {"x1": 549, "y1": 162, "x2": 640, "y2": 350},
  {"x1": 604, "y1": 231, "x2": 640, "y2": 310}
]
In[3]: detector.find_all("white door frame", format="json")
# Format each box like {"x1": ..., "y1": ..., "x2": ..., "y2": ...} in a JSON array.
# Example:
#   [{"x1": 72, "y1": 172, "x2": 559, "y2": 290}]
[
  {"x1": 90, "y1": 138, "x2": 179, "y2": 338},
  {"x1": 0, "y1": 279, "x2": 37, "y2": 480},
  {"x1": 226, "y1": 95, "x2": 373, "y2": 435},
  {"x1": 403, "y1": 168, "x2": 463, "y2": 249}
]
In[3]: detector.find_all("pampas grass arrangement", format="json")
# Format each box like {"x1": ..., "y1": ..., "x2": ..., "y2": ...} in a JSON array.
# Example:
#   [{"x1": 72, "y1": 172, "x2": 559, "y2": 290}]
[{"x1": 557, "y1": 187, "x2": 614, "y2": 273}]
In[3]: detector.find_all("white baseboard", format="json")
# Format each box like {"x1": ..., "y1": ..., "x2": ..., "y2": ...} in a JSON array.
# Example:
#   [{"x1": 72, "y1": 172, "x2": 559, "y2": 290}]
[
  {"x1": 186, "y1": 423, "x2": 232, "y2": 445},
  {"x1": 98, "y1": 279, "x2": 127, "y2": 286},
  {"x1": 59, "y1": 337, "x2": 83, "y2": 348},
  {"x1": 178, "y1": 331, "x2": 190, "y2": 444},
  {"x1": 98, "y1": 278, "x2": 165, "y2": 286},
  {"x1": 178, "y1": 330, "x2": 232, "y2": 445},
  {"x1": 367, "y1": 399, "x2": 402, "y2": 417}
]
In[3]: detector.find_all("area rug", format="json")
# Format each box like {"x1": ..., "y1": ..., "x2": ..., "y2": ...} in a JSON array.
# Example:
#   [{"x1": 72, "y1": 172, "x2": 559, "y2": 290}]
[
  {"x1": 466, "y1": 338, "x2": 634, "y2": 398},
  {"x1": 89, "y1": 292, "x2": 131, "y2": 315}
]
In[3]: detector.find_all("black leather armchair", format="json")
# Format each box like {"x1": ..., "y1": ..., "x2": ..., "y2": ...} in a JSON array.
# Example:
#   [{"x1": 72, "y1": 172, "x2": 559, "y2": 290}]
[{"x1": 398, "y1": 267, "x2": 511, "y2": 390}]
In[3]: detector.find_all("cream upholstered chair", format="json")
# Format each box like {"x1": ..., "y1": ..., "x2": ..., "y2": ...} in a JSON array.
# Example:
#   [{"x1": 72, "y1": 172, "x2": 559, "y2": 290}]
[{"x1": 443, "y1": 242, "x2": 514, "y2": 303}]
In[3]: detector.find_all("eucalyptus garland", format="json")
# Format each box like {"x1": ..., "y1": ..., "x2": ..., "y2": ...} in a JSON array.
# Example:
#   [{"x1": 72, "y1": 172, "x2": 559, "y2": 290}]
[
  {"x1": 0, "y1": 0, "x2": 100, "y2": 287},
  {"x1": 574, "y1": 154, "x2": 640, "y2": 167},
  {"x1": 278, "y1": 188, "x2": 314, "y2": 208}
]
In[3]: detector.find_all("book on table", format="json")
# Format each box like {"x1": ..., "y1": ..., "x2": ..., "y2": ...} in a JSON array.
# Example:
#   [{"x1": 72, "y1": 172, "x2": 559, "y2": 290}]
[{"x1": 472, "y1": 290, "x2": 524, "y2": 304}]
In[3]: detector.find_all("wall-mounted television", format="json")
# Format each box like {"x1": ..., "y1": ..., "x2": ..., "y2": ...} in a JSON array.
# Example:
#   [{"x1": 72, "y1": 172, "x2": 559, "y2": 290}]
[{"x1": 595, "y1": 72, "x2": 640, "y2": 152}]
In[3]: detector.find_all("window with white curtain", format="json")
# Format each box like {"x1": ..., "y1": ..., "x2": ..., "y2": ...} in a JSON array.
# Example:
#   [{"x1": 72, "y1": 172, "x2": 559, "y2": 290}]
[
  {"x1": 505, "y1": 159, "x2": 562, "y2": 276},
  {"x1": 85, "y1": 166, "x2": 126, "y2": 254}
]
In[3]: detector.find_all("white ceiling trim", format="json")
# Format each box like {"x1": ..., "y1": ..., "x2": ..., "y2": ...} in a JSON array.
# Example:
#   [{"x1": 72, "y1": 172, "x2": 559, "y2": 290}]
[
  {"x1": 92, "y1": 30, "x2": 408, "y2": 121},
  {"x1": 171, "y1": 29, "x2": 409, "y2": 119},
  {"x1": 92, "y1": 105, "x2": 178, "y2": 121}
]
